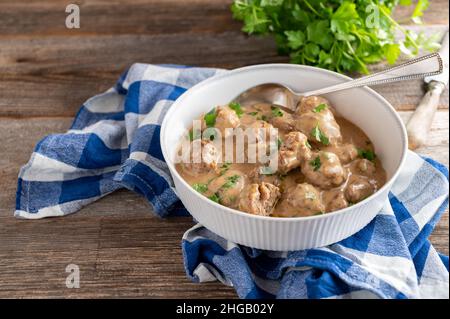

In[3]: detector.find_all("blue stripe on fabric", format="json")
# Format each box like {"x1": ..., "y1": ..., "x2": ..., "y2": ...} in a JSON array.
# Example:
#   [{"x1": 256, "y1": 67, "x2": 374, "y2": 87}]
[
  {"x1": 70, "y1": 106, "x2": 124, "y2": 130},
  {"x1": 305, "y1": 269, "x2": 352, "y2": 299},
  {"x1": 129, "y1": 124, "x2": 165, "y2": 161},
  {"x1": 16, "y1": 179, "x2": 62, "y2": 213},
  {"x1": 305, "y1": 249, "x2": 354, "y2": 273},
  {"x1": 389, "y1": 193, "x2": 413, "y2": 224},
  {"x1": 413, "y1": 240, "x2": 431, "y2": 279},
  {"x1": 338, "y1": 215, "x2": 376, "y2": 252},
  {"x1": 59, "y1": 175, "x2": 102, "y2": 203},
  {"x1": 115, "y1": 68, "x2": 130, "y2": 95},
  {"x1": 114, "y1": 159, "x2": 181, "y2": 217},
  {"x1": 125, "y1": 80, "x2": 186, "y2": 115},
  {"x1": 78, "y1": 134, "x2": 124, "y2": 169}
]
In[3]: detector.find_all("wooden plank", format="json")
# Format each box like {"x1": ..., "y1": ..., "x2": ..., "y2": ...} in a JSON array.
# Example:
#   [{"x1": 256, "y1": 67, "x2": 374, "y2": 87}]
[
  {"x1": 0, "y1": 0, "x2": 447, "y2": 36},
  {"x1": 0, "y1": 33, "x2": 285, "y2": 117},
  {"x1": 0, "y1": 212, "x2": 236, "y2": 298},
  {"x1": 0, "y1": 33, "x2": 448, "y2": 118}
]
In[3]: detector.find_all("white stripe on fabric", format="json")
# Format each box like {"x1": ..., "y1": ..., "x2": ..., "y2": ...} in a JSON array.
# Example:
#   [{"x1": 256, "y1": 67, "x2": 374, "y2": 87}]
[
  {"x1": 138, "y1": 99, "x2": 173, "y2": 127},
  {"x1": 194, "y1": 262, "x2": 232, "y2": 286},
  {"x1": 417, "y1": 247, "x2": 449, "y2": 299},
  {"x1": 84, "y1": 90, "x2": 124, "y2": 113},
  {"x1": 20, "y1": 152, "x2": 121, "y2": 182},
  {"x1": 378, "y1": 201, "x2": 396, "y2": 216},
  {"x1": 142, "y1": 65, "x2": 182, "y2": 87},
  {"x1": 68, "y1": 120, "x2": 128, "y2": 150},
  {"x1": 129, "y1": 151, "x2": 174, "y2": 187},
  {"x1": 412, "y1": 194, "x2": 448, "y2": 230},
  {"x1": 390, "y1": 151, "x2": 425, "y2": 196},
  {"x1": 15, "y1": 205, "x2": 65, "y2": 219},
  {"x1": 329, "y1": 245, "x2": 419, "y2": 298}
]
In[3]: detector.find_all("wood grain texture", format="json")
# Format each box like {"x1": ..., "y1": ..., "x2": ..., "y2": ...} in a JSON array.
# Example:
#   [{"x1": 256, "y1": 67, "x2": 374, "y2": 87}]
[{"x1": 0, "y1": 0, "x2": 448, "y2": 298}]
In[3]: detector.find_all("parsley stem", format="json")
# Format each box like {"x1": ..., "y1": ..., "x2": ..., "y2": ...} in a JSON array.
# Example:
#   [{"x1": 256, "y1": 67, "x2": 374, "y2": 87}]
[
  {"x1": 302, "y1": 0, "x2": 323, "y2": 18},
  {"x1": 378, "y1": 5, "x2": 419, "y2": 51}
]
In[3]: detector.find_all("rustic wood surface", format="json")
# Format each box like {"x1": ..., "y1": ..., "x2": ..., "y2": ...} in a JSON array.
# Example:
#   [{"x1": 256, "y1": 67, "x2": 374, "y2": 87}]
[{"x1": 0, "y1": 0, "x2": 448, "y2": 298}]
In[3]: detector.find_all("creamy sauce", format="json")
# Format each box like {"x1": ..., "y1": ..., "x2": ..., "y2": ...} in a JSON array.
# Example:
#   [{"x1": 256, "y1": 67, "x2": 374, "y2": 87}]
[{"x1": 176, "y1": 96, "x2": 386, "y2": 217}]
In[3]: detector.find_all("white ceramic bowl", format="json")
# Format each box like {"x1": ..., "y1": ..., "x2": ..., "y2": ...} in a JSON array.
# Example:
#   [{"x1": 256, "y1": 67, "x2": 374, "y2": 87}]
[{"x1": 161, "y1": 64, "x2": 407, "y2": 251}]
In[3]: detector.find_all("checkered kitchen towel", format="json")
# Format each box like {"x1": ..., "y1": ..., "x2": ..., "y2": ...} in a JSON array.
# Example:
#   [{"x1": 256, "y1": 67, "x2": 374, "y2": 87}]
[{"x1": 15, "y1": 64, "x2": 449, "y2": 299}]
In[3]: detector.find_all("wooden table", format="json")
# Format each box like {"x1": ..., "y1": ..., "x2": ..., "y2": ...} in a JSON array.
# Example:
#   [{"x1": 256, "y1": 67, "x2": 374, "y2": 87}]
[{"x1": 0, "y1": 0, "x2": 448, "y2": 298}]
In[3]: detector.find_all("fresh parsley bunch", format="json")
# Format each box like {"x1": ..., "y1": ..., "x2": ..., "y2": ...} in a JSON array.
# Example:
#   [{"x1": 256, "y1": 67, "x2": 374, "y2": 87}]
[{"x1": 231, "y1": 0, "x2": 440, "y2": 74}]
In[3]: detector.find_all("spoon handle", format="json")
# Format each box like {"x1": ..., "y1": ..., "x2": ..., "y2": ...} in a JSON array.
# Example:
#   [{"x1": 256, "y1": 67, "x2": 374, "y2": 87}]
[{"x1": 302, "y1": 52, "x2": 443, "y2": 97}]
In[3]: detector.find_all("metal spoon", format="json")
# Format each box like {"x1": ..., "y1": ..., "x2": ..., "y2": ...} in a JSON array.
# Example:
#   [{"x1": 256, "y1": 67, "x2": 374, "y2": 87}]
[{"x1": 233, "y1": 52, "x2": 443, "y2": 111}]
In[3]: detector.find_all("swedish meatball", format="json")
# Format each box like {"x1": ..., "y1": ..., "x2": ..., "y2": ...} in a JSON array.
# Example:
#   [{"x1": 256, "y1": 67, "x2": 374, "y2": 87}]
[
  {"x1": 278, "y1": 131, "x2": 312, "y2": 174},
  {"x1": 324, "y1": 143, "x2": 358, "y2": 164},
  {"x1": 302, "y1": 151, "x2": 347, "y2": 189},
  {"x1": 209, "y1": 170, "x2": 246, "y2": 207},
  {"x1": 181, "y1": 140, "x2": 221, "y2": 177},
  {"x1": 351, "y1": 158, "x2": 377, "y2": 176},
  {"x1": 296, "y1": 96, "x2": 331, "y2": 114},
  {"x1": 270, "y1": 110, "x2": 295, "y2": 131},
  {"x1": 322, "y1": 189, "x2": 348, "y2": 212},
  {"x1": 345, "y1": 175, "x2": 375, "y2": 203},
  {"x1": 214, "y1": 105, "x2": 240, "y2": 138},
  {"x1": 283, "y1": 183, "x2": 325, "y2": 216},
  {"x1": 238, "y1": 182, "x2": 280, "y2": 216}
]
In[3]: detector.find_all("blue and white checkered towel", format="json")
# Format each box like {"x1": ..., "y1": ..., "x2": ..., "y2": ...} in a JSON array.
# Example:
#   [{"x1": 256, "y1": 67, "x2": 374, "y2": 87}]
[{"x1": 16, "y1": 64, "x2": 449, "y2": 299}]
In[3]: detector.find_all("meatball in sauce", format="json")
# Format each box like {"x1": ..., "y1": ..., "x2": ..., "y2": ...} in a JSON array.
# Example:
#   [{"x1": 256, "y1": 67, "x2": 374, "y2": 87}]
[{"x1": 176, "y1": 96, "x2": 386, "y2": 217}]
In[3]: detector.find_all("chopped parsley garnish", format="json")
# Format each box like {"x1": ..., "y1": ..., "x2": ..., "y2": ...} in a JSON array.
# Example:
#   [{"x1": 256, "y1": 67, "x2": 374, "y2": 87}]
[
  {"x1": 313, "y1": 103, "x2": 327, "y2": 113},
  {"x1": 247, "y1": 111, "x2": 258, "y2": 116},
  {"x1": 357, "y1": 148, "x2": 376, "y2": 161},
  {"x1": 229, "y1": 102, "x2": 244, "y2": 118},
  {"x1": 257, "y1": 115, "x2": 268, "y2": 121},
  {"x1": 271, "y1": 106, "x2": 283, "y2": 117},
  {"x1": 313, "y1": 211, "x2": 325, "y2": 216},
  {"x1": 310, "y1": 125, "x2": 330, "y2": 145},
  {"x1": 208, "y1": 193, "x2": 220, "y2": 203},
  {"x1": 222, "y1": 174, "x2": 241, "y2": 189},
  {"x1": 204, "y1": 108, "x2": 217, "y2": 127},
  {"x1": 220, "y1": 161, "x2": 232, "y2": 175},
  {"x1": 192, "y1": 183, "x2": 208, "y2": 194},
  {"x1": 309, "y1": 156, "x2": 322, "y2": 171},
  {"x1": 277, "y1": 138, "x2": 282, "y2": 150}
]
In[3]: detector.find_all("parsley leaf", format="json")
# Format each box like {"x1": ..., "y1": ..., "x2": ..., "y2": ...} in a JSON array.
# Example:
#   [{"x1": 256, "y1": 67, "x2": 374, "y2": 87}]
[
  {"x1": 220, "y1": 161, "x2": 232, "y2": 175},
  {"x1": 271, "y1": 106, "x2": 283, "y2": 117},
  {"x1": 248, "y1": 111, "x2": 259, "y2": 116},
  {"x1": 208, "y1": 193, "x2": 220, "y2": 203},
  {"x1": 310, "y1": 125, "x2": 330, "y2": 146},
  {"x1": 313, "y1": 103, "x2": 327, "y2": 113},
  {"x1": 204, "y1": 108, "x2": 217, "y2": 127},
  {"x1": 192, "y1": 183, "x2": 208, "y2": 194},
  {"x1": 231, "y1": 0, "x2": 438, "y2": 74},
  {"x1": 305, "y1": 140, "x2": 312, "y2": 149},
  {"x1": 277, "y1": 138, "x2": 282, "y2": 150},
  {"x1": 310, "y1": 156, "x2": 322, "y2": 171},
  {"x1": 222, "y1": 174, "x2": 241, "y2": 189},
  {"x1": 358, "y1": 148, "x2": 376, "y2": 161},
  {"x1": 229, "y1": 102, "x2": 244, "y2": 118}
]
